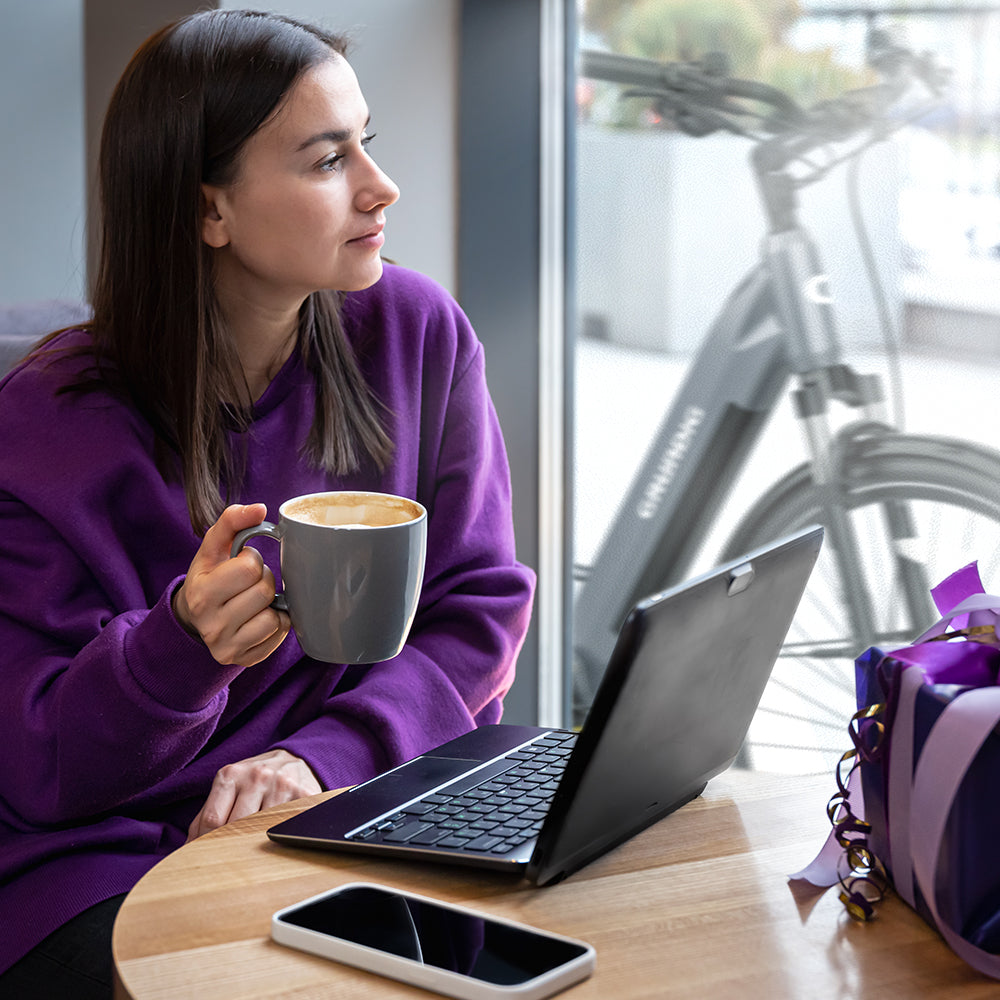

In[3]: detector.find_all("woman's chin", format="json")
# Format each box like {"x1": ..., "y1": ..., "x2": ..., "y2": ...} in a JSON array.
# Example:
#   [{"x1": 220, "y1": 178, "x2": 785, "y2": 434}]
[{"x1": 334, "y1": 257, "x2": 386, "y2": 293}]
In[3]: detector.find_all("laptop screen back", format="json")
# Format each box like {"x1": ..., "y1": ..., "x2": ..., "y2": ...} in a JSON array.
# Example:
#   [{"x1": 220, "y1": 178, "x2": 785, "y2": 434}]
[{"x1": 527, "y1": 526, "x2": 822, "y2": 884}]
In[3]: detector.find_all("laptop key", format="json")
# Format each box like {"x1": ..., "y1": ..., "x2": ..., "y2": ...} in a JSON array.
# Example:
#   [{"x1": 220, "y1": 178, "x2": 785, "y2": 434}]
[
  {"x1": 480, "y1": 794, "x2": 510, "y2": 808},
  {"x1": 402, "y1": 801, "x2": 437, "y2": 816},
  {"x1": 536, "y1": 737, "x2": 571, "y2": 748},
  {"x1": 504, "y1": 818, "x2": 533, "y2": 830},
  {"x1": 418, "y1": 811, "x2": 452, "y2": 824},
  {"x1": 511, "y1": 794, "x2": 546, "y2": 808},
  {"x1": 470, "y1": 818, "x2": 500, "y2": 831},
  {"x1": 492, "y1": 824, "x2": 525, "y2": 839},
  {"x1": 436, "y1": 835, "x2": 474, "y2": 848},
  {"x1": 465, "y1": 834, "x2": 503, "y2": 852},
  {"x1": 382, "y1": 821, "x2": 432, "y2": 843},
  {"x1": 407, "y1": 827, "x2": 452, "y2": 846},
  {"x1": 508, "y1": 780, "x2": 547, "y2": 795}
]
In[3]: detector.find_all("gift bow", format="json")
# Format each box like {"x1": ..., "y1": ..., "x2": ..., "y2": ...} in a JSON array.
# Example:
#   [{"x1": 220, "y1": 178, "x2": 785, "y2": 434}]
[{"x1": 918, "y1": 560, "x2": 1000, "y2": 647}]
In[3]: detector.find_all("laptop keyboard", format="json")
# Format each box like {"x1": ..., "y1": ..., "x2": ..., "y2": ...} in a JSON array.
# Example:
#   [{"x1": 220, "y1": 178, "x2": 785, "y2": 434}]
[{"x1": 346, "y1": 730, "x2": 578, "y2": 856}]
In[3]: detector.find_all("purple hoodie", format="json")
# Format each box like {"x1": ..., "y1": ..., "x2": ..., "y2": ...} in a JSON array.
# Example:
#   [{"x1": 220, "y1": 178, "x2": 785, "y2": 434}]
[{"x1": 0, "y1": 265, "x2": 535, "y2": 972}]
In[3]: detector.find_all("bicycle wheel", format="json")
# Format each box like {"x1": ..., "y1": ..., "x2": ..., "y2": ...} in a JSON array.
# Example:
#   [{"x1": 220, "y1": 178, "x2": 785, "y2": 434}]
[{"x1": 720, "y1": 430, "x2": 1000, "y2": 774}]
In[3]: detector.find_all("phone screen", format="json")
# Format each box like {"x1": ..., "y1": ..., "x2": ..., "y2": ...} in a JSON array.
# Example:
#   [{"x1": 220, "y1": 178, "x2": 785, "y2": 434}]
[{"x1": 277, "y1": 884, "x2": 590, "y2": 986}]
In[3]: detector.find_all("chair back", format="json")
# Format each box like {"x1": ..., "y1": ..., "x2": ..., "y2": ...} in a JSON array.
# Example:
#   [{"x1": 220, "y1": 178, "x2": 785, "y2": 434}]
[{"x1": 0, "y1": 300, "x2": 91, "y2": 376}]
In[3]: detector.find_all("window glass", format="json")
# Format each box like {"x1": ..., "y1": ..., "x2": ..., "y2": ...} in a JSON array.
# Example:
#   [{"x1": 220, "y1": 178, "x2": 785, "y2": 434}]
[{"x1": 572, "y1": 1, "x2": 1000, "y2": 772}]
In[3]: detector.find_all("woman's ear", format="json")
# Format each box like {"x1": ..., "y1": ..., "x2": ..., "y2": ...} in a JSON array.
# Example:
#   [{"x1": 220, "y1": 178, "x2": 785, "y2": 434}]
[{"x1": 200, "y1": 184, "x2": 231, "y2": 248}]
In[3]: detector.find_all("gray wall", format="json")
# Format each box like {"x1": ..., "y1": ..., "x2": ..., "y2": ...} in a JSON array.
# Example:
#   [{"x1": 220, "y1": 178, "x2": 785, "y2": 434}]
[{"x1": 0, "y1": 0, "x2": 87, "y2": 304}]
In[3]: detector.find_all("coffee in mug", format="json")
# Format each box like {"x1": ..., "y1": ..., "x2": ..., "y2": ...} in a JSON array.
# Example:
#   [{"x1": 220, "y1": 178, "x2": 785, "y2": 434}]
[
  {"x1": 282, "y1": 493, "x2": 420, "y2": 528},
  {"x1": 231, "y1": 491, "x2": 427, "y2": 663}
]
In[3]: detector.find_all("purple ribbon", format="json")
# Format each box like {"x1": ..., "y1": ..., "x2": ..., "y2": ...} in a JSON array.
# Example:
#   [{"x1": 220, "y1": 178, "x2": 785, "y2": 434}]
[
  {"x1": 909, "y1": 686, "x2": 1000, "y2": 976},
  {"x1": 930, "y1": 561, "x2": 987, "y2": 616},
  {"x1": 885, "y1": 665, "x2": 921, "y2": 907}
]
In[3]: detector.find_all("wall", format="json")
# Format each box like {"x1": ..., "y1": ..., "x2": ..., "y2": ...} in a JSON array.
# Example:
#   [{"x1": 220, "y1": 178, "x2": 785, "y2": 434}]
[{"x1": 0, "y1": 0, "x2": 86, "y2": 304}]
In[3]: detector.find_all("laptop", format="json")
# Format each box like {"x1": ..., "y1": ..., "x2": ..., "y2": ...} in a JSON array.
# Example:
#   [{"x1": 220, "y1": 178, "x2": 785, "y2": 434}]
[{"x1": 268, "y1": 525, "x2": 823, "y2": 885}]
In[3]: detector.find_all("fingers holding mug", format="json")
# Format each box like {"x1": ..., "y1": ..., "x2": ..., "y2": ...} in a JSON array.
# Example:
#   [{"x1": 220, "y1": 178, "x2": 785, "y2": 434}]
[
  {"x1": 173, "y1": 504, "x2": 291, "y2": 667},
  {"x1": 215, "y1": 551, "x2": 291, "y2": 665}
]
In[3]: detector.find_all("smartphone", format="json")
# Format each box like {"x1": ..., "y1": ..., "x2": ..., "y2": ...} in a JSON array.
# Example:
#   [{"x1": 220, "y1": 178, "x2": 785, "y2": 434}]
[{"x1": 271, "y1": 882, "x2": 595, "y2": 999}]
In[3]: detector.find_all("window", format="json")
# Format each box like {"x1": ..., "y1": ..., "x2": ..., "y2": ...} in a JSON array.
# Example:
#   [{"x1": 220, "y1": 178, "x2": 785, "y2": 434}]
[{"x1": 572, "y1": 0, "x2": 1000, "y2": 772}]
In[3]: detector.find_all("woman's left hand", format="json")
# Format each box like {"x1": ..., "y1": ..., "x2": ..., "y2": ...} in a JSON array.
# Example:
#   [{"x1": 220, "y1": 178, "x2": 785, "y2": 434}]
[{"x1": 186, "y1": 748, "x2": 321, "y2": 841}]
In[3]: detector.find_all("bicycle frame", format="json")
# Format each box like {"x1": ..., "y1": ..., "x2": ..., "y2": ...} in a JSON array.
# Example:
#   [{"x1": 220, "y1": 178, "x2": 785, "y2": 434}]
[{"x1": 572, "y1": 205, "x2": 908, "y2": 709}]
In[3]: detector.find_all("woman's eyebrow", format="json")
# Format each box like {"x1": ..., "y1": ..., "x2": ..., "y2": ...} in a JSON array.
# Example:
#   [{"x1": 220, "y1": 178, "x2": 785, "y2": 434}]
[
  {"x1": 296, "y1": 115, "x2": 372, "y2": 152},
  {"x1": 297, "y1": 128, "x2": 351, "y2": 151}
]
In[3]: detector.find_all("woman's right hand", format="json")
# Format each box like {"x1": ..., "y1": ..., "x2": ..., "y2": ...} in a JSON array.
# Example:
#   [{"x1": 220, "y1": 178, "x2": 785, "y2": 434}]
[{"x1": 172, "y1": 503, "x2": 291, "y2": 667}]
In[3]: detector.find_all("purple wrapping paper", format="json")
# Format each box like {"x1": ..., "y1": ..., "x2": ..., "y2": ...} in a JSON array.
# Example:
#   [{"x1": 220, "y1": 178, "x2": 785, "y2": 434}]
[
  {"x1": 859, "y1": 562, "x2": 1000, "y2": 953},
  {"x1": 858, "y1": 647, "x2": 1000, "y2": 949}
]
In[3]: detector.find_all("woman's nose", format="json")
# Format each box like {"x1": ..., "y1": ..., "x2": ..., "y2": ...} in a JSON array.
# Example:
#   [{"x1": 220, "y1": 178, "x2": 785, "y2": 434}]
[{"x1": 357, "y1": 156, "x2": 400, "y2": 211}]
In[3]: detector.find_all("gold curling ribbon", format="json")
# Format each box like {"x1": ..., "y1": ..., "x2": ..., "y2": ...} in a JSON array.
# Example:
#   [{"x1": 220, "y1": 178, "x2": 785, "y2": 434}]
[
  {"x1": 826, "y1": 702, "x2": 891, "y2": 921},
  {"x1": 928, "y1": 624, "x2": 998, "y2": 646}
]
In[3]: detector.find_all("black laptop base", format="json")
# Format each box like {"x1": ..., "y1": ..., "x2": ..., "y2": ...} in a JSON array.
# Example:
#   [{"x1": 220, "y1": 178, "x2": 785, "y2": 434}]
[{"x1": 268, "y1": 725, "x2": 563, "y2": 874}]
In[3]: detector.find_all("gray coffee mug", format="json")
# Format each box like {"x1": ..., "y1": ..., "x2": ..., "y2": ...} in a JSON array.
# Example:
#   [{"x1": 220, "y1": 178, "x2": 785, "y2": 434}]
[{"x1": 231, "y1": 491, "x2": 427, "y2": 663}]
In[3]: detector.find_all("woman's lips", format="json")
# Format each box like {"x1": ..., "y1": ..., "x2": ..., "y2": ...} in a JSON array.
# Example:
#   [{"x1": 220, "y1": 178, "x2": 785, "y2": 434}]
[{"x1": 348, "y1": 224, "x2": 385, "y2": 249}]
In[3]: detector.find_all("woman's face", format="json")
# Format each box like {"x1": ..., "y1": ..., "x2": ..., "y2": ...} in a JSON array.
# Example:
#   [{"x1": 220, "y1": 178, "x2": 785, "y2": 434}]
[{"x1": 201, "y1": 55, "x2": 400, "y2": 309}]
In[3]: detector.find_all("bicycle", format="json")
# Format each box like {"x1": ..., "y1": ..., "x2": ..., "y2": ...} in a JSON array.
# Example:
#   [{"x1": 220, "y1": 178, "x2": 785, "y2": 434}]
[{"x1": 572, "y1": 30, "x2": 1000, "y2": 772}]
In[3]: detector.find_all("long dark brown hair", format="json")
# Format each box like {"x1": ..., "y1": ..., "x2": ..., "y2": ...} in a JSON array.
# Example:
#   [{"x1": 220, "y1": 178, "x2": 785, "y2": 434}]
[{"x1": 83, "y1": 8, "x2": 391, "y2": 533}]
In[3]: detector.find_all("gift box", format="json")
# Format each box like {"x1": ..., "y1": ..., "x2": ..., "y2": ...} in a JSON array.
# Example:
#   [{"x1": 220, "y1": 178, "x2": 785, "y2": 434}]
[
  {"x1": 793, "y1": 562, "x2": 1000, "y2": 977},
  {"x1": 856, "y1": 643, "x2": 1000, "y2": 951}
]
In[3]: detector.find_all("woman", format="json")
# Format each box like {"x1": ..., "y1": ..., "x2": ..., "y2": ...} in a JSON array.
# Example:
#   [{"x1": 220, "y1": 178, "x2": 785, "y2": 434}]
[{"x1": 0, "y1": 9, "x2": 534, "y2": 996}]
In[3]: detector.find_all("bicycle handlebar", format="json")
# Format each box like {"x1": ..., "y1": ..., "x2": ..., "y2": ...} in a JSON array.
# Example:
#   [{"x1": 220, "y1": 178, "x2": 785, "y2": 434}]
[
  {"x1": 580, "y1": 30, "x2": 948, "y2": 170},
  {"x1": 580, "y1": 48, "x2": 803, "y2": 124}
]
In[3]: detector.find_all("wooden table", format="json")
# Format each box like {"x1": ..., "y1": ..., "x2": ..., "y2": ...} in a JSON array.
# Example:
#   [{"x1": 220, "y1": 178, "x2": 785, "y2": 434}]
[{"x1": 112, "y1": 769, "x2": 996, "y2": 999}]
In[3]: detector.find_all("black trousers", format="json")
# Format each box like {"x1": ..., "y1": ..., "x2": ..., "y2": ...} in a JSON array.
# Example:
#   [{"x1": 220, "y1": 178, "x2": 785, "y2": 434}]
[{"x1": 0, "y1": 893, "x2": 127, "y2": 1000}]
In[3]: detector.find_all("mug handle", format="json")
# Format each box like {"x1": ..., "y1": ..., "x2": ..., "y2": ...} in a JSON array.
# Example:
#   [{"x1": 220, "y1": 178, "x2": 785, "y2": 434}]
[{"x1": 231, "y1": 522, "x2": 289, "y2": 612}]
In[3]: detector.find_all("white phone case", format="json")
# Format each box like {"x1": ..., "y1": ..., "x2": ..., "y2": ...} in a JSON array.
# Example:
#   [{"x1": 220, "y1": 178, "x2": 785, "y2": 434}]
[{"x1": 271, "y1": 881, "x2": 595, "y2": 1000}]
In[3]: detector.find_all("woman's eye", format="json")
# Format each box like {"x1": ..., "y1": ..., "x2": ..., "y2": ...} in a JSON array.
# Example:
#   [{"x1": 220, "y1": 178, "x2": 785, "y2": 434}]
[{"x1": 317, "y1": 133, "x2": 376, "y2": 173}]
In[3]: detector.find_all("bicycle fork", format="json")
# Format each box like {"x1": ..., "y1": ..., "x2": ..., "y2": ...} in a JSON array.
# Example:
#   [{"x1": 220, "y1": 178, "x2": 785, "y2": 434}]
[{"x1": 771, "y1": 226, "x2": 933, "y2": 645}]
